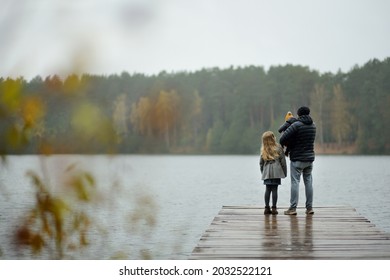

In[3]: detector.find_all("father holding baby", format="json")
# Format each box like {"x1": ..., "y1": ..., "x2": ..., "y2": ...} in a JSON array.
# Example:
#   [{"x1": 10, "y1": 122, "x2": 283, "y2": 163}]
[{"x1": 280, "y1": 106, "x2": 316, "y2": 215}]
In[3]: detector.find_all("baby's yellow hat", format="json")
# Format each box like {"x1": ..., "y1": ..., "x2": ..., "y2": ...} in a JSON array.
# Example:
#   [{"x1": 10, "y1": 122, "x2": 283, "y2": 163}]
[{"x1": 285, "y1": 111, "x2": 293, "y2": 121}]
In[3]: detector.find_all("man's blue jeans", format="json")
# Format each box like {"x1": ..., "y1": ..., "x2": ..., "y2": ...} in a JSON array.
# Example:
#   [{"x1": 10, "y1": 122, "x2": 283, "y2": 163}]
[{"x1": 289, "y1": 161, "x2": 313, "y2": 209}]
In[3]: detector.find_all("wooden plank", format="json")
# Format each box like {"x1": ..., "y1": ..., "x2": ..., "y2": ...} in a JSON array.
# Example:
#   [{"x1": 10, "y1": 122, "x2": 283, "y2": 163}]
[{"x1": 189, "y1": 206, "x2": 390, "y2": 260}]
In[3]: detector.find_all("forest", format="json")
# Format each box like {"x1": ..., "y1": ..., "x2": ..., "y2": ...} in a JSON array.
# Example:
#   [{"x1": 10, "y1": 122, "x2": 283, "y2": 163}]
[{"x1": 1, "y1": 57, "x2": 390, "y2": 155}]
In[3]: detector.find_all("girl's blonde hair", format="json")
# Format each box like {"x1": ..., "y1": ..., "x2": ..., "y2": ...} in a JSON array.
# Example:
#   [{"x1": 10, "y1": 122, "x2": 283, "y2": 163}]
[{"x1": 261, "y1": 131, "x2": 279, "y2": 161}]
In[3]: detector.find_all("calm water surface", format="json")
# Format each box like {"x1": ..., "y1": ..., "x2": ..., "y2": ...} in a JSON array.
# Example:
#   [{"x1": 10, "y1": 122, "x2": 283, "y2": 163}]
[{"x1": 1, "y1": 155, "x2": 390, "y2": 259}]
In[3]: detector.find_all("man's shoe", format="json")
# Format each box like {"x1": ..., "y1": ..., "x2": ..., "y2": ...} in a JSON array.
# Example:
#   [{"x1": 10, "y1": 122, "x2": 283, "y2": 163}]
[
  {"x1": 306, "y1": 208, "x2": 314, "y2": 214},
  {"x1": 284, "y1": 208, "x2": 297, "y2": 215},
  {"x1": 264, "y1": 206, "x2": 271, "y2": 215}
]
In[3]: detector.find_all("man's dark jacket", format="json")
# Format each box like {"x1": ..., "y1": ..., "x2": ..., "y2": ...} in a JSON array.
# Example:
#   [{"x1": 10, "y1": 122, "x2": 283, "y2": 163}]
[{"x1": 279, "y1": 115, "x2": 316, "y2": 162}]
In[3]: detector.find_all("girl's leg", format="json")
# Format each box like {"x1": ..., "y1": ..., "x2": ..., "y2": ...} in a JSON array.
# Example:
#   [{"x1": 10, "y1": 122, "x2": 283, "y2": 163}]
[
  {"x1": 271, "y1": 185, "x2": 279, "y2": 214},
  {"x1": 271, "y1": 185, "x2": 278, "y2": 207},
  {"x1": 264, "y1": 185, "x2": 272, "y2": 207},
  {"x1": 264, "y1": 185, "x2": 272, "y2": 214}
]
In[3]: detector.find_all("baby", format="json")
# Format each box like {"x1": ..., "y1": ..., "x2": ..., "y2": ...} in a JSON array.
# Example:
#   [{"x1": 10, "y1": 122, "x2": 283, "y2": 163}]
[{"x1": 278, "y1": 111, "x2": 297, "y2": 156}]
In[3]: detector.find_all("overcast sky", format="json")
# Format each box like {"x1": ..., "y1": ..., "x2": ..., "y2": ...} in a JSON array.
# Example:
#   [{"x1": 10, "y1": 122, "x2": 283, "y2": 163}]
[{"x1": 1, "y1": 0, "x2": 389, "y2": 80}]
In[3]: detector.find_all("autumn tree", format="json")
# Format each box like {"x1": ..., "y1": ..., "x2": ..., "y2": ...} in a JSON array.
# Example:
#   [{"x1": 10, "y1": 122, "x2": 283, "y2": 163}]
[
  {"x1": 310, "y1": 84, "x2": 327, "y2": 145},
  {"x1": 331, "y1": 84, "x2": 353, "y2": 145},
  {"x1": 155, "y1": 90, "x2": 180, "y2": 150},
  {"x1": 112, "y1": 94, "x2": 129, "y2": 139},
  {"x1": 130, "y1": 97, "x2": 153, "y2": 137}
]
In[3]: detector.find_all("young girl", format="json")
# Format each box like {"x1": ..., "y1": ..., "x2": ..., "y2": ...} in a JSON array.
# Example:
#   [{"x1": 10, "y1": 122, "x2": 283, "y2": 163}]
[{"x1": 260, "y1": 131, "x2": 287, "y2": 214}]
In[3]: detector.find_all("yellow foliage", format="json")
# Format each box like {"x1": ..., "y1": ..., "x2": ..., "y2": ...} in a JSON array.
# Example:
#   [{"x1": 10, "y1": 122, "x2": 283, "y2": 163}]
[
  {"x1": 6, "y1": 124, "x2": 27, "y2": 149},
  {"x1": 1, "y1": 79, "x2": 46, "y2": 153},
  {"x1": 68, "y1": 171, "x2": 96, "y2": 201},
  {"x1": 71, "y1": 101, "x2": 117, "y2": 150},
  {"x1": 71, "y1": 102, "x2": 103, "y2": 137},
  {"x1": 137, "y1": 97, "x2": 153, "y2": 135},
  {"x1": 63, "y1": 74, "x2": 87, "y2": 95},
  {"x1": 21, "y1": 96, "x2": 45, "y2": 128},
  {"x1": 0, "y1": 78, "x2": 22, "y2": 112},
  {"x1": 14, "y1": 170, "x2": 94, "y2": 258}
]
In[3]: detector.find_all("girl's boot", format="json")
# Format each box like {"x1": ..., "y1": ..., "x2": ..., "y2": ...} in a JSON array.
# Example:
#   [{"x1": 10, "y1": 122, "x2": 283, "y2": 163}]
[
  {"x1": 264, "y1": 206, "x2": 271, "y2": 215},
  {"x1": 271, "y1": 206, "x2": 278, "y2": 215}
]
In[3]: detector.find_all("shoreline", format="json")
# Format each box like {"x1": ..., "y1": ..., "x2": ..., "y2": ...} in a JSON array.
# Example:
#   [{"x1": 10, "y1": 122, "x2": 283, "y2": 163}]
[{"x1": 315, "y1": 143, "x2": 357, "y2": 155}]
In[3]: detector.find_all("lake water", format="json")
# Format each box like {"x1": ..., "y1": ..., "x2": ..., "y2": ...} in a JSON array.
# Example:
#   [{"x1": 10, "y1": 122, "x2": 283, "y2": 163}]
[{"x1": 1, "y1": 155, "x2": 390, "y2": 260}]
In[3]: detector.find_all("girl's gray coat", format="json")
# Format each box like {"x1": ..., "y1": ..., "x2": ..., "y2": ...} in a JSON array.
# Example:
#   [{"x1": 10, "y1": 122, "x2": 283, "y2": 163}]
[{"x1": 260, "y1": 146, "x2": 287, "y2": 180}]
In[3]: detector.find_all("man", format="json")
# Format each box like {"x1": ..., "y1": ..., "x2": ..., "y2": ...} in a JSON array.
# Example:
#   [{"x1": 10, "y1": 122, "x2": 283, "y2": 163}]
[{"x1": 280, "y1": 106, "x2": 316, "y2": 215}]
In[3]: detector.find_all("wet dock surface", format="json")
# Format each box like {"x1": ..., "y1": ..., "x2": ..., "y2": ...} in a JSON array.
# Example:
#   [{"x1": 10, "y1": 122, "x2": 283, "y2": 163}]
[{"x1": 190, "y1": 206, "x2": 390, "y2": 259}]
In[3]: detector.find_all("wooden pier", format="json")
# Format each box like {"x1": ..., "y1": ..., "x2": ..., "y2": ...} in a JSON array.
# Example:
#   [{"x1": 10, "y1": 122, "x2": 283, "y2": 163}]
[{"x1": 190, "y1": 206, "x2": 390, "y2": 259}]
